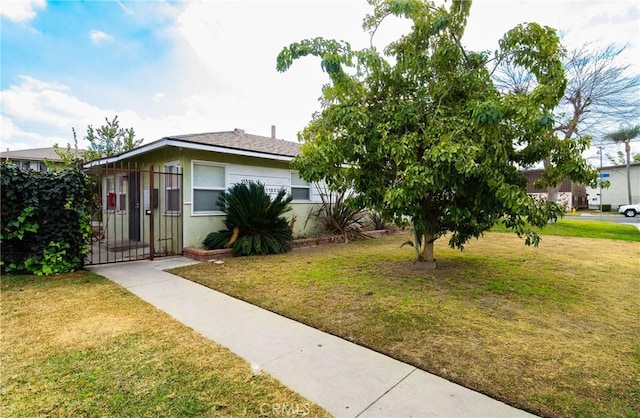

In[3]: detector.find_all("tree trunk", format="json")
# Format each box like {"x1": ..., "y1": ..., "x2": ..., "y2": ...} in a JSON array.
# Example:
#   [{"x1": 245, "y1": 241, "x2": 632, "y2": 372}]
[
  {"x1": 547, "y1": 184, "x2": 561, "y2": 207},
  {"x1": 546, "y1": 110, "x2": 580, "y2": 206},
  {"x1": 543, "y1": 159, "x2": 561, "y2": 206},
  {"x1": 625, "y1": 141, "x2": 632, "y2": 205},
  {"x1": 415, "y1": 231, "x2": 438, "y2": 270}
]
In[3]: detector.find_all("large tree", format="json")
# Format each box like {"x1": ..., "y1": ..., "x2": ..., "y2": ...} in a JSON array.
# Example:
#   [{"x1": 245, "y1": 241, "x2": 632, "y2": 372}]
[{"x1": 277, "y1": 0, "x2": 598, "y2": 268}]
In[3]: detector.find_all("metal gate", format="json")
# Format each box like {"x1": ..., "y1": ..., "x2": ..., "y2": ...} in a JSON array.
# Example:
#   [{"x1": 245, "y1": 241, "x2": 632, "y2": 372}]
[{"x1": 86, "y1": 163, "x2": 183, "y2": 265}]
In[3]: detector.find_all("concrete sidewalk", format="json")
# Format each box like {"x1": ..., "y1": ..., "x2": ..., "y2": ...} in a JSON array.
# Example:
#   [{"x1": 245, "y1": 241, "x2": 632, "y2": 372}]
[{"x1": 89, "y1": 257, "x2": 537, "y2": 418}]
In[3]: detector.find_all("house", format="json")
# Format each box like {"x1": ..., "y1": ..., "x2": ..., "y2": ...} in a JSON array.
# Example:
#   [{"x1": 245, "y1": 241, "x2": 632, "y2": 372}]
[
  {"x1": 83, "y1": 128, "x2": 325, "y2": 262},
  {"x1": 585, "y1": 162, "x2": 640, "y2": 209},
  {"x1": 522, "y1": 169, "x2": 589, "y2": 211},
  {"x1": 0, "y1": 147, "x2": 80, "y2": 172}
]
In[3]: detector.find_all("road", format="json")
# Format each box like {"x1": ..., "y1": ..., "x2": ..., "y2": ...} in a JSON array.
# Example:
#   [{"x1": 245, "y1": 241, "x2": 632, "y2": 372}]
[{"x1": 563, "y1": 214, "x2": 640, "y2": 225}]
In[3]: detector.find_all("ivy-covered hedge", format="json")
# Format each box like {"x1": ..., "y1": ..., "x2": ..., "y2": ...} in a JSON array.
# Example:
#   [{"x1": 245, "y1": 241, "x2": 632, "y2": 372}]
[{"x1": 1, "y1": 163, "x2": 91, "y2": 275}]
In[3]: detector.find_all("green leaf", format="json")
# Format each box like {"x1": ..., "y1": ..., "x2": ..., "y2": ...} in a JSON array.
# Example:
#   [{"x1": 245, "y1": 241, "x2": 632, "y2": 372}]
[{"x1": 276, "y1": 0, "x2": 579, "y2": 266}]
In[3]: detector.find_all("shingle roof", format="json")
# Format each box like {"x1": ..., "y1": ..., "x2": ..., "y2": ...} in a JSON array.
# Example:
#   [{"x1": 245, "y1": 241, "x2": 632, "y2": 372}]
[
  {"x1": 166, "y1": 129, "x2": 301, "y2": 158},
  {"x1": 0, "y1": 147, "x2": 68, "y2": 161}
]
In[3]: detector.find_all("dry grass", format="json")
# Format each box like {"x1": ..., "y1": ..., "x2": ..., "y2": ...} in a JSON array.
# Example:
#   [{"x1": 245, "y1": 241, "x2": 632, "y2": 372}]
[
  {"x1": 170, "y1": 231, "x2": 640, "y2": 417},
  {"x1": 1, "y1": 272, "x2": 330, "y2": 417}
]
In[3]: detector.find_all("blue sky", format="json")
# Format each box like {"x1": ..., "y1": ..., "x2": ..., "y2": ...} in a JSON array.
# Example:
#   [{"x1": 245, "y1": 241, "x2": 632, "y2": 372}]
[{"x1": 1, "y1": 0, "x2": 639, "y2": 160}]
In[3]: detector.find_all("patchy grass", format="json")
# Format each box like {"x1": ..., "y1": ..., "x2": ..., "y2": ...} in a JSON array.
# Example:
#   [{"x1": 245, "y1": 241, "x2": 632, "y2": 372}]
[
  {"x1": 1, "y1": 272, "x2": 329, "y2": 417},
  {"x1": 492, "y1": 218, "x2": 640, "y2": 242},
  {"x1": 170, "y1": 232, "x2": 640, "y2": 418}
]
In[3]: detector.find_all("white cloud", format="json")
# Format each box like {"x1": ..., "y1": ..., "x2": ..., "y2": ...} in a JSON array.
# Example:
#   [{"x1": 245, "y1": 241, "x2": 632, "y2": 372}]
[
  {"x1": 0, "y1": 75, "x2": 254, "y2": 150},
  {"x1": 0, "y1": 76, "x2": 116, "y2": 149},
  {"x1": 1, "y1": 0, "x2": 638, "y2": 158},
  {"x1": 0, "y1": 116, "x2": 51, "y2": 151},
  {"x1": 89, "y1": 29, "x2": 114, "y2": 44},
  {"x1": 0, "y1": 0, "x2": 45, "y2": 23},
  {"x1": 463, "y1": 1, "x2": 639, "y2": 72},
  {"x1": 169, "y1": 1, "x2": 376, "y2": 142}
]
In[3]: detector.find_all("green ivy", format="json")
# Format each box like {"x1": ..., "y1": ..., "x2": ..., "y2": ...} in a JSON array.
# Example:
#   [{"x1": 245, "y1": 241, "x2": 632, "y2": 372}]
[
  {"x1": 1, "y1": 206, "x2": 39, "y2": 240},
  {"x1": 1, "y1": 163, "x2": 91, "y2": 275}
]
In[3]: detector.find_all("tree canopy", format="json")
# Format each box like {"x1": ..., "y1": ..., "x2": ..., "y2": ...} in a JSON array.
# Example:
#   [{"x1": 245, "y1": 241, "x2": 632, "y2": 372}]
[
  {"x1": 54, "y1": 115, "x2": 143, "y2": 167},
  {"x1": 277, "y1": 0, "x2": 598, "y2": 267}
]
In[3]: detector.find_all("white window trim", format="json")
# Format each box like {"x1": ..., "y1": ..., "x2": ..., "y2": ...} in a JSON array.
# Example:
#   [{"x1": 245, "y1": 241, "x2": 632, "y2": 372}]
[
  {"x1": 290, "y1": 170, "x2": 311, "y2": 202},
  {"x1": 163, "y1": 161, "x2": 181, "y2": 216},
  {"x1": 104, "y1": 173, "x2": 127, "y2": 214},
  {"x1": 191, "y1": 160, "x2": 228, "y2": 216}
]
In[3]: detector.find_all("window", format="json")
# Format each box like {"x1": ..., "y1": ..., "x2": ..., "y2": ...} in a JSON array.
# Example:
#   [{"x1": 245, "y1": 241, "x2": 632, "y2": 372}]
[
  {"x1": 164, "y1": 163, "x2": 181, "y2": 214},
  {"x1": 105, "y1": 174, "x2": 127, "y2": 212},
  {"x1": 291, "y1": 171, "x2": 310, "y2": 200},
  {"x1": 192, "y1": 161, "x2": 226, "y2": 214},
  {"x1": 18, "y1": 161, "x2": 45, "y2": 171}
]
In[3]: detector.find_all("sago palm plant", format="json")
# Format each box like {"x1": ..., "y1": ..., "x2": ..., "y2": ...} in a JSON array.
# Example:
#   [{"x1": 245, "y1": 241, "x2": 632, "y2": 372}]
[{"x1": 202, "y1": 182, "x2": 293, "y2": 255}]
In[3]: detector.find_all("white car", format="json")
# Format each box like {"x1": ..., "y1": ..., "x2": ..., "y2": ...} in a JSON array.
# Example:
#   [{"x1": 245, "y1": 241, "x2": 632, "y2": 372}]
[{"x1": 618, "y1": 203, "x2": 640, "y2": 217}]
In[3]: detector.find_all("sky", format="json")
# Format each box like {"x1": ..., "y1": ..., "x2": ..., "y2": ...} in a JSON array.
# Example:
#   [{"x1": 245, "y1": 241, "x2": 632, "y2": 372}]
[{"x1": 1, "y1": 0, "x2": 639, "y2": 163}]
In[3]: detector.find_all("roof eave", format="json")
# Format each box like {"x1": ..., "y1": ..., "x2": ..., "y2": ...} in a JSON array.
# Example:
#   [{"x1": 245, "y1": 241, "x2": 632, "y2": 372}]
[{"x1": 83, "y1": 138, "x2": 296, "y2": 169}]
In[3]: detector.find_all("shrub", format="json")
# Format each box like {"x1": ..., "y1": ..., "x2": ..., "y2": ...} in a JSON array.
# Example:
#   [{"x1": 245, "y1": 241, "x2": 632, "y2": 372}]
[
  {"x1": 601, "y1": 204, "x2": 611, "y2": 212},
  {"x1": 368, "y1": 210, "x2": 389, "y2": 230},
  {"x1": 202, "y1": 182, "x2": 293, "y2": 256},
  {"x1": 1, "y1": 163, "x2": 91, "y2": 275},
  {"x1": 308, "y1": 186, "x2": 367, "y2": 242}
]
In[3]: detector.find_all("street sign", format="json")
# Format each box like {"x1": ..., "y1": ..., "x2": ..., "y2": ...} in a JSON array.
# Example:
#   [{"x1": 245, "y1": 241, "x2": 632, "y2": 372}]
[{"x1": 599, "y1": 173, "x2": 610, "y2": 178}]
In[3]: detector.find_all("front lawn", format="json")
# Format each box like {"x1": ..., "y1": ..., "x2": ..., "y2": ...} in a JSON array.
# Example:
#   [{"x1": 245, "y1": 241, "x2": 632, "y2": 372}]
[
  {"x1": 1, "y1": 272, "x2": 329, "y2": 417},
  {"x1": 491, "y1": 218, "x2": 640, "y2": 242},
  {"x1": 170, "y1": 231, "x2": 640, "y2": 417}
]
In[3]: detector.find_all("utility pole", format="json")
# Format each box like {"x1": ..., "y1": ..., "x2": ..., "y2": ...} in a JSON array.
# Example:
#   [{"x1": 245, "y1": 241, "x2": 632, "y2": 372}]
[{"x1": 598, "y1": 144, "x2": 603, "y2": 221}]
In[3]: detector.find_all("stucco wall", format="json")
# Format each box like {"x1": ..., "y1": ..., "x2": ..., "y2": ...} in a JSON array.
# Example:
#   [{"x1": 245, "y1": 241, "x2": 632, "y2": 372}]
[
  {"x1": 106, "y1": 146, "x2": 325, "y2": 249},
  {"x1": 586, "y1": 164, "x2": 640, "y2": 209}
]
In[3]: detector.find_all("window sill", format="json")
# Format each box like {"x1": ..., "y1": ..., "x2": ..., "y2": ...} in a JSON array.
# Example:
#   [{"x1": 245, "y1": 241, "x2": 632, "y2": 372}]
[{"x1": 191, "y1": 212, "x2": 226, "y2": 216}]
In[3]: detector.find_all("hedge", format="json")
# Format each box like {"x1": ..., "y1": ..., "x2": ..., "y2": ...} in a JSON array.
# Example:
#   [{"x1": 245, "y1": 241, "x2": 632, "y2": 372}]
[{"x1": 1, "y1": 163, "x2": 91, "y2": 275}]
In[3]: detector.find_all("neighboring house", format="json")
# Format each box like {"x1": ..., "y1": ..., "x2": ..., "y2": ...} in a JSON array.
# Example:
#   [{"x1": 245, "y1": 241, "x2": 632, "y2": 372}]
[
  {"x1": 585, "y1": 162, "x2": 640, "y2": 209},
  {"x1": 522, "y1": 169, "x2": 589, "y2": 211},
  {"x1": 83, "y1": 128, "x2": 325, "y2": 256},
  {"x1": 0, "y1": 147, "x2": 69, "y2": 172}
]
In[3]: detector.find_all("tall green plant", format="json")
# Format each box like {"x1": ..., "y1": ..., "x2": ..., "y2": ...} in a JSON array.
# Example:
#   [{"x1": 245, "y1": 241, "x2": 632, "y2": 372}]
[
  {"x1": 308, "y1": 186, "x2": 367, "y2": 242},
  {"x1": 368, "y1": 210, "x2": 389, "y2": 230},
  {"x1": 278, "y1": 0, "x2": 598, "y2": 268},
  {"x1": 203, "y1": 182, "x2": 293, "y2": 256}
]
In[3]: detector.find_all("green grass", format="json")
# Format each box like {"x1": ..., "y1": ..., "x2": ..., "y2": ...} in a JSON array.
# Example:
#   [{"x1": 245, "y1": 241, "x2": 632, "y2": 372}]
[
  {"x1": 491, "y1": 218, "x2": 640, "y2": 242},
  {"x1": 1, "y1": 272, "x2": 329, "y2": 417},
  {"x1": 170, "y1": 231, "x2": 640, "y2": 418}
]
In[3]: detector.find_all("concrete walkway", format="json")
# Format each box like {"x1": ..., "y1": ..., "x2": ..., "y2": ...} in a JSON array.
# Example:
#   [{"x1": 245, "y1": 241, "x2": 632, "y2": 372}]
[{"x1": 89, "y1": 257, "x2": 537, "y2": 418}]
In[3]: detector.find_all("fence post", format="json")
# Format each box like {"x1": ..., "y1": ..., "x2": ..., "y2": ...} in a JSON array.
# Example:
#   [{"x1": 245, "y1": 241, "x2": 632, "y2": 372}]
[{"x1": 149, "y1": 164, "x2": 155, "y2": 260}]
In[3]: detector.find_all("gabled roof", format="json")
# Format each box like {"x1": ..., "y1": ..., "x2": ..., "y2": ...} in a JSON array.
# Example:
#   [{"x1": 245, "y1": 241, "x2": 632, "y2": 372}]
[
  {"x1": 0, "y1": 147, "x2": 71, "y2": 162},
  {"x1": 168, "y1": 129, "x2": 300, "y2": 157},
  {"x1": 84, "y1": 129, "x2": 302, "y2": 167}
]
